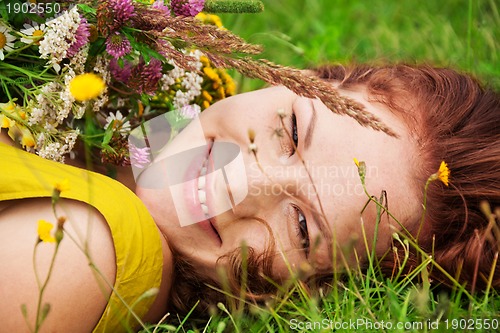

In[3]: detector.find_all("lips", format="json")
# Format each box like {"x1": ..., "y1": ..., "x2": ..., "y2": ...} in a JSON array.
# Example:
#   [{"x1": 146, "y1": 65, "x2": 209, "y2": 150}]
[{"x1": 183, "y1": 140, "x2": 221, "y2": 245}]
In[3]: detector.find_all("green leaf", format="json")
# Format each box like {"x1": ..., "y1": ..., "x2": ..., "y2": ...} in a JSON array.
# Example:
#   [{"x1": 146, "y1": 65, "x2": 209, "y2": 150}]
[
  {"x1": 0, "y1": 1, "x2": 8, "y2": 21},
  {"x1": 77, "y1": 4, "x2": 97, "y2": 15},
  {"x1": 100, "y1": 143, "x2": 115, "y2": 153},
  {"x1": 89, "y1": 38, "x2": 106, "y2": 58},
  {"x1": 162, "y1": 62, "x2": 174, "y2": 72},
  {"x1": 140, "y1": 94, "x2": 150, "y2": 107},
  {"x1": 102, "y1": 124, "x2": 114, "y2": 146},
  {"x1": 141, "y1": 52, "x2": 151, "y2": 64},
  {"x1": 40, "y1": 303, "x2": 51, "y2": 323},
  {"x1": 146, "y1": 48, "x2": 167, "y2": 63},
  {"x1": 20, "y1": 304, "x2": 28, "y2": 318}
]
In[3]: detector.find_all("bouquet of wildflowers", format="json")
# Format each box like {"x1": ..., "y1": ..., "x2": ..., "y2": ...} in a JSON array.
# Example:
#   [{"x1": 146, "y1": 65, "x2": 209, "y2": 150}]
[
  {"x1": 0, "y1": 0, "x2": 265, "y2": 165},
  {"x1": 1, "y1": 0, "x2": 395, "y2": 168}
]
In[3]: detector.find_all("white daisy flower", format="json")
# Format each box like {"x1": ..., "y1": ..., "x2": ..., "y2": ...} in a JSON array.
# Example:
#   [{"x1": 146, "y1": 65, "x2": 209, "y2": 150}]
[
  {"x1": 104, "y1": 111, "x2": 131, "y2": 137},
  {"x1": 0, "y1": 24, "x2": 16, "y2": 60},
  {"x1": 20, "y1": 22, "x2": 46, "y2": 44}
]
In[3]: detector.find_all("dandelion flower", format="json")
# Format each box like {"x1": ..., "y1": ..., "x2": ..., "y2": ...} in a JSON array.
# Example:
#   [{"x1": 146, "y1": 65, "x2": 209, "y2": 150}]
[
  {"x1": 437, "y1": 161, "x2": 450, "y2": 186},
  {"x1": 353, "y1": 158, "x2": 360, "y2": 167},
  {"x1": 37, "y1": 219, "x2": 56, "y2": 243},
  {"x1": 0, "y1": 24, "x2": 16, "y2": 60},
  {"x1": 106, "y1": 32, "x2": 132, "y2": 58},
  {"x1": 20, "y1": 22, "x2": 46, "y2": 44},
  {"x1": 69, "y1": 73, "x2": 106, "y2": 102},
  {"x1": 104, "y1": 111, "x2": 131, "y2": 136}
]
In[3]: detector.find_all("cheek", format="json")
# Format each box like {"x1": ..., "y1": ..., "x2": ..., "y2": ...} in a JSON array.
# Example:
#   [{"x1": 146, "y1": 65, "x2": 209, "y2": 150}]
[{"x1": 225, "y1": 222, "x2": 271, "y2": 252}]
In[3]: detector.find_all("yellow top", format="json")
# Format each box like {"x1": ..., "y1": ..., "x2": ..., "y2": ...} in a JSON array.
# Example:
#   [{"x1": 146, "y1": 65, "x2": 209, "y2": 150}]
[{"x1": 0, "y1": 143, "x2": 163, "y2": 332}]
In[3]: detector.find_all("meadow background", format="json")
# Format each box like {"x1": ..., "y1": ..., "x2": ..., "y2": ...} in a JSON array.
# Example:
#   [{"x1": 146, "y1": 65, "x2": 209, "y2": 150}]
[
  {"x1": 220, "y1": 0, "x2": 499, "y2": 92},
  {"x1": 150, "y1": 1, "x2": 500, "y2": 332}
]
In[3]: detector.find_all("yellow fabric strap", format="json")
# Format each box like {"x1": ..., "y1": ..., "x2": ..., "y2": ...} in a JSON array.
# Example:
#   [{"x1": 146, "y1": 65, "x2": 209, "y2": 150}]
[{"x1": 0, "y1": 143, "x2": 163, "y2": 332}]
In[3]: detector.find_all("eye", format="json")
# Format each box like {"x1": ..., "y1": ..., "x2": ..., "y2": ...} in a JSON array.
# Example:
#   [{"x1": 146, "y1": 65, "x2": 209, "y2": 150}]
[
  {"x1": 292, "y1": 205, "x2": 310, "y2": 255},
  {"x1": 287, "y1": 113, "x2": 298, "y2": 156}
]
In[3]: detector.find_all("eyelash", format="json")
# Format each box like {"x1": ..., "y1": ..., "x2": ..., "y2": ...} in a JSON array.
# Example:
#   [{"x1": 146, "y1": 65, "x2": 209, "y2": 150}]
[
  {"x1": 292, "y1": 205, "x2": 310, "y2": 254},
  {"x1": 288, "y1": 113, "x2": 298, "y2": 156}
]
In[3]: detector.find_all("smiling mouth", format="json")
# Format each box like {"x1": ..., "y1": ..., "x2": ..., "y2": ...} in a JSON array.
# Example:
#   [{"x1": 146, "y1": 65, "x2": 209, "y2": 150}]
[{"x1": 196, "y1": 140, "x2": 222, "y2": 242}]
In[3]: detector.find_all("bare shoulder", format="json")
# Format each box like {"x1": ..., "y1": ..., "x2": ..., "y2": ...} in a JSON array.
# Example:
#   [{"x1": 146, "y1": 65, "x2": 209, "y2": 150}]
[{"x1": 0, "y1": 198, "x2": 116, "y2": 333}]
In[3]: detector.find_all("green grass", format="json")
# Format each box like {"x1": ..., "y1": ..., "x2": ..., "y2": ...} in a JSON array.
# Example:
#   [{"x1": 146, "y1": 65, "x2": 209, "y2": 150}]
[
  {"x1": 142, "y1": 1, "x2": 500, "y2": 332},
  {"x1": 219, "y1": 0, "x2": 499, "y2": 92},
  {"x1": 145, "y1": 229, "x2": 500, "y2": 332}
]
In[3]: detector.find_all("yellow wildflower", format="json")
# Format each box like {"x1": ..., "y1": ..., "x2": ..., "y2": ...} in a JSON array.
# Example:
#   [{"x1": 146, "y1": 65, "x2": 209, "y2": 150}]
[
  {"x1": 0, "y1": 114, "x2": 12, "y2": 128},
  {"x1": 353, "y1": 158, "x2": 366, "y2": 184},
  {"x1": 69, "y1": 73, "x2": 105, "y2": 102},
  {"x1": 5, "y1": 102, "x2": 15, "y2": 111},
  {"x1": 428, "y1": 161, "x2": 451, "y2": 186},
  {"x1": 138, "y1": 101, "x2": 144, "y2": 117},
  {"x1": 196, "y1": 13, "x2": 224, "y2": 29},
  {"x1": 20, "y1": 126, "x2": 35, "y2": 148},
  {"x1": 225, "y1": 81, "x2": 236, "y2": 96},
  {"x1": 437, "y1": 161, "x2": 450, "y2": 186},
  {"x1": 54, "y1": 178, "x2": 70, "y2": 192},
  {"x1": 202, "y1": 90, "x2": 213, "y2": 103},
  {"x1": 200, "y1": 55, "x2": 210, "y2": 67},
  {"x1": 216, "y1": 86, "x2": 225, "y2": 99},
  {"x1": 0, "y1": 101, "x2": 18, "y2": 126},
  {"x1": 203, "y1": 67, "x2": 221, "y2": 84},
  {"x1": 37, "y1": 219, "x2": 56, "y2": 243},
  {"x1": 5, "y1": 123, "x2": 35, "y2": 148}
]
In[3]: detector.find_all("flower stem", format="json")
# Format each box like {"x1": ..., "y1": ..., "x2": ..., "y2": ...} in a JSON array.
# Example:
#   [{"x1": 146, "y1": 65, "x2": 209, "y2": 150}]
[
  {"x1": 33, "y1": 242, "x2": 61, "y2": 332},
  {"x1": 0, "y1": 62, "x2": 55, "y2": 81},
  {"x1": 416, "y1": 178, "x2": 432, "y2": 241}
]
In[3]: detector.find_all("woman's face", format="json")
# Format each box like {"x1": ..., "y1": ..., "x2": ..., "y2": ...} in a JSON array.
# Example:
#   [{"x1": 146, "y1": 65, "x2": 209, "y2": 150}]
[{"x1": 136, "y1": 85, "x2": 420, "y2": 280}]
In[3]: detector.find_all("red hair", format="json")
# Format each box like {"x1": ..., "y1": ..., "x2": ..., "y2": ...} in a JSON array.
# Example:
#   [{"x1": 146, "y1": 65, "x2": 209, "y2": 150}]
[{"x1": 315, "y1": 63, "x2": 500, "y2": 290}]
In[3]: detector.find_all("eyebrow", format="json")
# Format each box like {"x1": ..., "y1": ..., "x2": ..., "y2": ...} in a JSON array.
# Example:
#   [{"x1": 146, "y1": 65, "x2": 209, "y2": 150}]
[{"x1": 304, "y1": 99, "x2": 317, "y2": 150}]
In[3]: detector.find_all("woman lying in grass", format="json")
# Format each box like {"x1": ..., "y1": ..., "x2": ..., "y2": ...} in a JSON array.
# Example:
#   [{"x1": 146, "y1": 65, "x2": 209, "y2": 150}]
[{"x1": 0, "y1": 63, "x2": 499, "y2": 332}]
